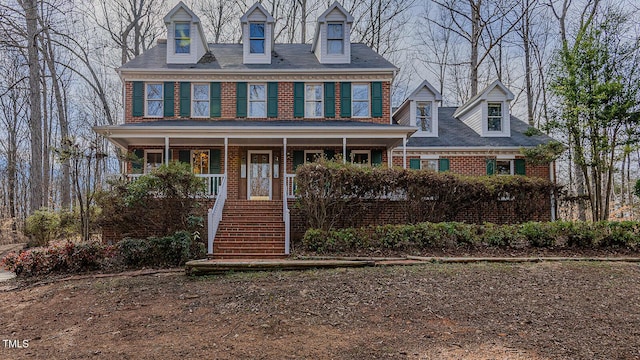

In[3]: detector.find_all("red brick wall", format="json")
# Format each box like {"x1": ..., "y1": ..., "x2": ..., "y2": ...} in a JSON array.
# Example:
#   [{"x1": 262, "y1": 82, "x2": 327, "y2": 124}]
[{"x1": 124, "y1": 81, "x2": 391, "y2": 124}]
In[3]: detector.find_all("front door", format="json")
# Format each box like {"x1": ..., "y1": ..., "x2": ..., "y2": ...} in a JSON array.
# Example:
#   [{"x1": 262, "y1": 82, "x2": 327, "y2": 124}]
[{"x1": 248, "y1": 151, "x2": 272, "y2": 200}]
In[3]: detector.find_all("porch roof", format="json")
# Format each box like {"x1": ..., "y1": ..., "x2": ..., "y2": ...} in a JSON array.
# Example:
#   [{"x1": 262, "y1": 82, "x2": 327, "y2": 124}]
[{"x1": 94, "y1": 120, "x2": 416, "y2": 149}]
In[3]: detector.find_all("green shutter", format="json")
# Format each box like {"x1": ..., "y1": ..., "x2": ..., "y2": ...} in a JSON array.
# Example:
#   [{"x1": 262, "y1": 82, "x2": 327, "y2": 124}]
[
  {"x1": 340, "y1": 82, "x2": 351, "y2": 117},
  {"x1": 439, "y1": 158, "x2": 450, "y2": 172},
  {"x1": 486, "y1": 159, "x2": 496, "y2": 175},
  {"x1": 210, "y1": 149, "x2": 221, "y2": 174},
  {"x1": 293, "y1": 82, "x2": 304, "y2": 118},
  {"x1": 131, "y1": 149, "x2": 144, "y2": 173},
  {"x1": 324, "y1": 149, "x2": 335, "y2": 160},
  {"x1": 164, "y1": 82, "x2": 174, "y2": 117},
  {"x1": 372, "y1": 149, "x2": 383, "y2": 166},
  {"x1": 324, "y1": 82, "x2": 335, "y2": 117},
  {"x1": 132, "y1": 82, "x2": 144, "y2": 117},
  {"x1": 179, "y1": 82, "x2": 191, "y2": 117},
  {"x1": 178, "y1": 150, "x2": 191, "y2": 164},
  {"x1": 267, "y1": 82, "x2": 278, "y2": 118},
  {"x1": 210, "y1": 82, "x2": 221, "y2": 117},
  {"x1": 236, "y1": 82, "x2": 247, "y2": 117},
  {"x1": 293, "y1": 150, "x2": 304, "y2": 170},
  {"x1": 515, "y1": 159, "x2": 526, "y2": 175},
  {"x1": 409, "y1": 159, "x2": 421, "y2": 170},
  {"x1": 371, "y1": 81, "x2": 383, "y2": 117}
]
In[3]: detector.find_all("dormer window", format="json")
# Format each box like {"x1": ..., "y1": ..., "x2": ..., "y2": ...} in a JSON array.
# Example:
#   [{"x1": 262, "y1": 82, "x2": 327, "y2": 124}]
[
  {"x1": 249, "y1": 23, "x2": 265, "y2": 54},
  {"x1": 487, "y1": 102, "x2": 502, "y2": 132},
  {"x1": 327, "y1": 23, "x2": 344, "y2": 54},
  {"x1": 174, "y1": 22, "x2": 191, "y2": 54},
  {"x1": 416, "y1": 101, "x2": 432, "y2": 133}
]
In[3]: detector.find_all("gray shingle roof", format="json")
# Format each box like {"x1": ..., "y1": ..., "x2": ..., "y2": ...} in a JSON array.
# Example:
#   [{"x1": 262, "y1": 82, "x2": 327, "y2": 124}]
[
  {"x1": 119, "y1": 43, "x2": 397, "y2": 71},
  {"x1": 406, "y1": 107, "x2": 554, "y2": 148}
]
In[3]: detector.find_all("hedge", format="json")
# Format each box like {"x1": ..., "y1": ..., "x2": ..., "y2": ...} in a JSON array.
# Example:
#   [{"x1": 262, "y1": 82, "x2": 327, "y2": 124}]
[{"x1": 301, "y1": 221, "x2": 640, "y2": 253}]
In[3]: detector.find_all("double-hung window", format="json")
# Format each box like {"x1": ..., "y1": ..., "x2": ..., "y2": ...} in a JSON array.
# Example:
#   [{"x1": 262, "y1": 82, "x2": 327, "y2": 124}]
[
  {"x1": 249, "y1": 84, "x2": 266, "y2": 117},
  {"x1": 496, "y1": 160, "x2": 514, "y2": 175},
  {"x1": 488, "y1": 103, "x2": 502, "y2": 132},
  {"x1": 145, "y1": 83, "x2": 163, "y2": 117},
  {"x1": 249, "y1": 23, "x2": 265, "y2": 54},
  {"x1": 305, "y1": 84, "x2": 323, "y2": 118},
  {"x1": 175, "y1": 23, "x2": 191, "y2": 54},
  {"x1": 352, "y1": 84, "x2": 370, "y2": 117},
  {"x1": 192, "y1": 84, "x2": 210, "y2": 118},
  {"x1": 350, "y1": 150, "x2": 370, "y2": 166},
  {"x1": 327, "y1": 23, "x2": 344, "y2": 54},
  {"x1": 416, "y1": 101, "x2": 432, "y2": 133},
  {"x1": 144, "y1": 150, "x2": 163, "y2": 173},
  {"x1": 421, "y1": 159, "x2": 438, "y2": 171}
]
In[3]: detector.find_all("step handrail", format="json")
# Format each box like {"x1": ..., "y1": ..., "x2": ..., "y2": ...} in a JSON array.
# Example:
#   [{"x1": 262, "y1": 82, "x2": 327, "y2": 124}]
[
  {"x1": 283, "y1": 173, "x2": 290, "y2": 255},
  {"x1": 208, "y1": 176, "x2": 227, "y2": 255}
]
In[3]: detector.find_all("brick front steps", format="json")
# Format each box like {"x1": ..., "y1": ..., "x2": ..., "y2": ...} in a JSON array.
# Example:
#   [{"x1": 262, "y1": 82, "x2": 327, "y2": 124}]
[{"x1": 211, "y1": 200, "x2": 286, "y2": 259}]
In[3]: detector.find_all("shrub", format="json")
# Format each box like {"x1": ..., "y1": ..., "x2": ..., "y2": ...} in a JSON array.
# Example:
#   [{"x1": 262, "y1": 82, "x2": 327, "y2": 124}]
[
  {"x1": 24, "y1": 209, "x2": 61, "y2": 247},
  {"x1": 117, "y1": 231, "x2": 205, "y2": 268}
]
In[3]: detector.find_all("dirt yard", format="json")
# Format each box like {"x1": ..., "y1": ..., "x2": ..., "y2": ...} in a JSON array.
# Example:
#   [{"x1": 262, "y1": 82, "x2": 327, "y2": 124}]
[{"x1": 1, "y1": 262, "x2": 640, "y2": 359}]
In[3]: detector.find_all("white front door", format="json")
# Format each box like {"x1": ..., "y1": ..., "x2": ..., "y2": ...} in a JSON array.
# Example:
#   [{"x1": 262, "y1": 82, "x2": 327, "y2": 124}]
[{"x1": 247, "y1": 151, "x2": 272, "y2": 200}]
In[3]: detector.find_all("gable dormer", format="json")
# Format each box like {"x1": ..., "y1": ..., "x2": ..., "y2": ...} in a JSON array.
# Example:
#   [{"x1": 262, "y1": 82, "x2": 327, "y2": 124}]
[
  {"x1": 312, "y1": 1, "x2": 354, "y2": 64},
  {"x1": 453, "y1": 80, "x2": 514, "y2": 137},
  {"x1": 240, "y1": 2, "x2": 274, "y2": 64},
  {"x1": 164, "y1": 1, "x2": 208, "y2": 65}
]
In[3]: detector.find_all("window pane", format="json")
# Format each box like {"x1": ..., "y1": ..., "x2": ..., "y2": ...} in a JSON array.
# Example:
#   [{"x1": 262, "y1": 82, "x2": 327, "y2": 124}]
[
  {"x1": 192, "y1": 150, "x2": 209, "y2": 174},
  {"x1": 352, "y1": 85, "x2": 369, "y2": 100},
  {"x1": 193, "y1": 85, "x2": 209, "y2": 100},
  {"x1": 250, "y1": 39, "x2": 264, "y2": 54},
  {"x1": 353, "y1": 153, "x2": 369, "y2": 164},
  {"x1": 417, "y1": 117, "x2": 432, "y2": 132},
  {"x1": 146, "y1": 152, "x2": 163, "y2": 173},
  {"x1": 305, "y1": 101, "x2": 322, "y2": 117},
  {"x1": 175, "y1": 39, "x2": 190, "y2": 53},
  {"x1": 249, "y1": 102, "x2": 266, "y2": 117},
  {"x1": 250, "y1": 23, "x2": 265, "y2": 38},
  {"x1": 147, "y1": 100, "x2": 162, "y2": 116},
  {"x1": 315, "y1": 102, "x2": 323, "y2": 117},
  {"x1": 249, "y1": 85, "x2": 265, "y2": 100},
  {"x1": 417, "y1": 102, "x2": 431, "y2": 117},
  {"x1": 193, "y1": 101, "x2": 209, "y2": 117},
  {"x1": 496, "y1": 160, "x2": 511, "y2": 175},
  {"x1": 175, "y1": 23, "x2": 190, "y2": 38},
  {"x1": 305, "y1": 85, "x2": 322, "y2": 100},
  {"x1": 488, "y1": 117, "x2": 502, "y2": 131},
  {"x1": 328, "y1": 40, "x2": 343, "y2": 54},
  {"x1": 421, "y1": 159, "x2": 438, "y2": 171},
  {"x1": 147, "y1": 84, "x2": 162, "y2": 99},
  {"x1": 305, "y1": 152, "x2": 321, "y2": 163},
  {"x1": 488, "y1": 103, "x2": 501, "y2": 117},
  {"x1": 327, "y1": 24, "x2": 343, "y2": 39},
  {"x1": 352, "y1": 101, "x2": 369, "y2": 117}
]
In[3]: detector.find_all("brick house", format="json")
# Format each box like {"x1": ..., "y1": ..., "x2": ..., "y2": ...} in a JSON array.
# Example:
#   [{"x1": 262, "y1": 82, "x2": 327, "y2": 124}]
[{"x1": 95, "y1": 1, "x2": 556, "y2": 258}]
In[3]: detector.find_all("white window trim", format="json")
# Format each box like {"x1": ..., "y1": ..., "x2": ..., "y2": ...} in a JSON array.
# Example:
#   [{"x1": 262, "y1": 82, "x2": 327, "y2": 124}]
[
  {"x1": 249, "y1": 22, "x2": 266, "y2": 54},
  {"x1": 304, "y1": 84, "x2": 324, "y2": 118},
  {"x1": 144, "y1": 83, "x2": 163, "y2": 118},
  {"x1": 327, "y1": 22, "x2": 345, "y2": 55},
  {"x1": 174, "y1": 22, "x2": 191, "y2": 54},
  {"x1": 191, "y1": 83, "x2": 210, "y2": 118},
  {"x1": 352, "y1": 83, "x2": 370, "y2": 118},
  {"x1": 191, "y1": 149, "x2": 210, "y2": 174},
  {"x1": 415, "y1": 101, "x2": 434, "y2": 135},
  {"x1": 248, "y1": 83, "x2": 267, "y2": 118},
  {"x1": 350, "y1": 150, "x2": 371, "y2": 166},
  {"x1": 420, "y1": 159, "x2": 439, "y2": 171},
  {"x1": 304, "y1": 150, "x2": 323, "y2": 163},
  {"x1": 144, "y1": 149, "x2": 164, "y2": 174},
  {"x1": 487, "y1": 102, "x2": 503, "y2": 133}
]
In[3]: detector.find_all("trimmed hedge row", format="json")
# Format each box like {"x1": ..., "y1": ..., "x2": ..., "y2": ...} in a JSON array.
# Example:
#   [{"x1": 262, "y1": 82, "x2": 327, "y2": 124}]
[
  {"x1": 1, "y1": 231, "x2": 205, "y2": 277},
  {"x1": 301, "y1": 221, "x2": 640, "y2": 253}
]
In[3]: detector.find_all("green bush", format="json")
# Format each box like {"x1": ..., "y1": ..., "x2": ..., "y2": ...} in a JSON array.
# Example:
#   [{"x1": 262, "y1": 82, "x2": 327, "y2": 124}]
[
  {"x1": 24, "y1": 209, "x2": 61, "y2": 247},
  {"x1": 117, "y1": 231, "x2": 205, "y2": 268},
  {"x1": 300, "y1": 221, "x2": 640, "y2": 254}
]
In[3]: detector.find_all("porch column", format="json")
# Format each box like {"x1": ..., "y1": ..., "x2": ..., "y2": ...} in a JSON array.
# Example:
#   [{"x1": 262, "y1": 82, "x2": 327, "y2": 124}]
[
  {"x1": 164, "y1": 137, "x2": 170, "y2": 165},
  {"x1": 283, "y1": 138, "x2": 287, "y2": 175},
  {"x1": 402, "y1": 136, "x2": 407, "y2": 169},
  {"x1": 224, "y1": 137, "x2": 228, "y2": 175},
  {"x1": 342, "y1": 137, "x2": 347, "y2": 164}
]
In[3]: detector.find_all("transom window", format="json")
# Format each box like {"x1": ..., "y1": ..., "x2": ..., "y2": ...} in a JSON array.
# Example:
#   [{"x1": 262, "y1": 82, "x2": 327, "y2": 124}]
[
  {"x1": 145, "y1": 83, "x2": 163, "y2": 117},
  {"x1": 249, "y1": 23, "x2": 265, "y2": 54},
  {"x1": 144, "y1": 150, "x2": 163, "y2": 173},
  {"x1": 305, "y1": 84, "x2": 323, "y2": 118},
  {"x1": 421, "y1": 159, "x2": 438, "y2": 171},
  {"x1": 192, "y1": 84, "x2": 210, "y2": 118},
  {"x1": 304, "y1": 150, "x2": 323, "y2": 163},
  {"x1": 191, "y1": 150, "x2": 210, "y2": 174},
  {"x1": 175, "y1": 23, "x2": 191, "y2": 54},
  {"x1": 350, "y1": 150, "x2": 370, "y2": 166},
  {"x1": 488, "y1": 103, "x2": 502, "y2": 132},
  {"x1": 416, "y1": 101, "x2": 432, "y2": 132},
  {"x1": 496, "y1": 159, "x2": 514, "y2": 175},
  {"x1": 327, "y1": 23, "x2": 344, "y2": 54},
  {"x1": 352, "y1": 84, "x2": 370, "y2": 117},
  {"x1": 249, "y1": 84, "x2": 266, "y2": 117}
]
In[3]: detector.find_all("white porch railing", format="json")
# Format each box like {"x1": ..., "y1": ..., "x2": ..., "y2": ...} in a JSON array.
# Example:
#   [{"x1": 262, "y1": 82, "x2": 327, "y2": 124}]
[
  {"x1": 125, "y1": 173, "x2": 224, "y2": 198},
  {"x1": 283, "y1": 173, "x2": 291, "y2": 255},
  {"x1": 208, "y1": 176, "x2": 227, "y2": 255},
  {"x1": 285, "y1": 174, "x2": 296, "y2": 198}
]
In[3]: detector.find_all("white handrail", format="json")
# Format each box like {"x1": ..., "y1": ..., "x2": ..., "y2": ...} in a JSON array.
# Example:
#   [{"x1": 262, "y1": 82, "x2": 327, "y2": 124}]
[
  {"x1": 285, "y1": 174, "x2": 296, "y2": 198},
  {"x1": 125, "y1": 173, "x2": 224, "y2": 198},
  {"x1": 283, "y1": 173, "x2": 290, "y2": 255},
  {"x1": 208, "y1": 176, "x2": 227, "y2": 255}
]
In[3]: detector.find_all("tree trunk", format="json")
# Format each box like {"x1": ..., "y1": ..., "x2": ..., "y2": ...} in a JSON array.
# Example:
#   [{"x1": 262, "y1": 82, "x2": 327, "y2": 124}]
[{"x1": 469, "y1": 0, "x2": 481, "y2": 96}]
